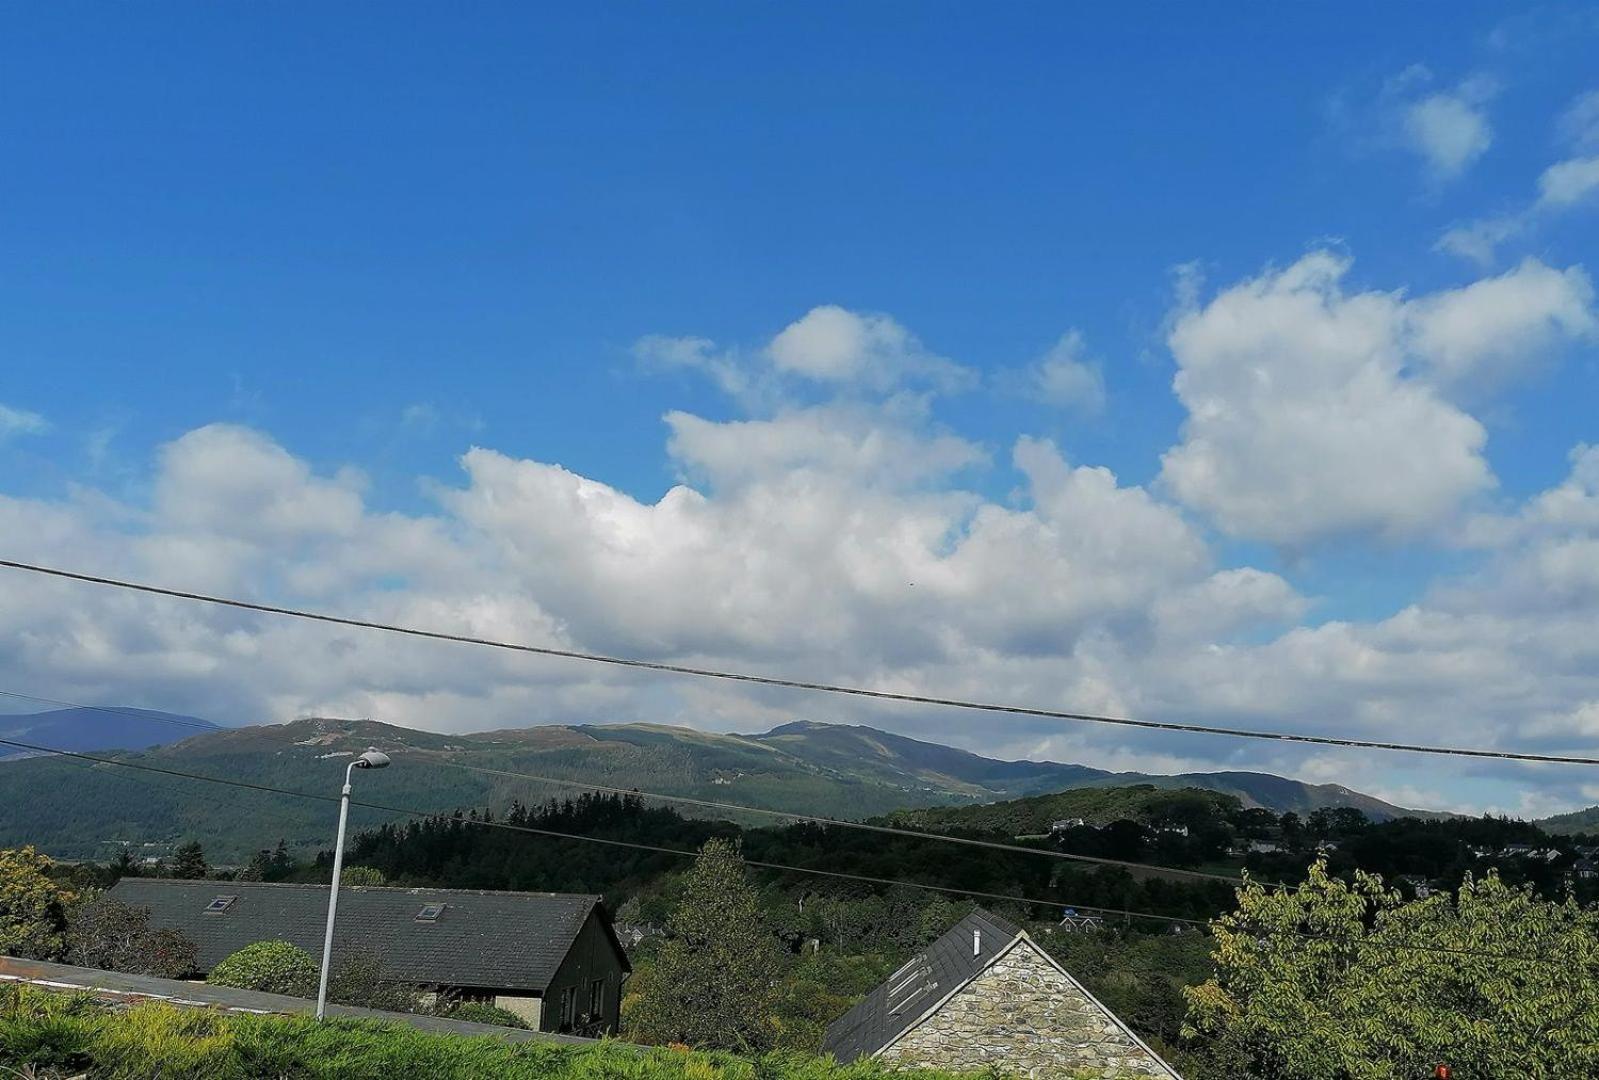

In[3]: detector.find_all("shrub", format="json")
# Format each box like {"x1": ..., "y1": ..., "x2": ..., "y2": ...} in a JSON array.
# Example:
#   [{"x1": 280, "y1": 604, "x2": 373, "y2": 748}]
[
  {"x1": 209, "y1": 940, "x2": 319, "y2": 997},
  {"x1": 341, "y1": 865, "x2": 386, "y2": 887},
  {"x1": 0, "y1": 846, "x2": 77, "y2": 960},
  {"x1": 326, "y1": 948, "x2": 424, "y2": 1012},
  {"x1": 447, "y1": 1001, "x2": 532, "y2": 1029},
  {"x1": 67, "y1": 895, "x2": 199, "y2": 978}
]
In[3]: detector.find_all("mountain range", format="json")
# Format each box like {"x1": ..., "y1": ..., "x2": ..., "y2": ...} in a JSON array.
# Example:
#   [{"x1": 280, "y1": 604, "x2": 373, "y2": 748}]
[
  {"x1": 0, "y1": 707, "x2": 219, "y2": 761},
  {"x1": 0, "y1": 710, "x2": 1437, "y2": 860}
]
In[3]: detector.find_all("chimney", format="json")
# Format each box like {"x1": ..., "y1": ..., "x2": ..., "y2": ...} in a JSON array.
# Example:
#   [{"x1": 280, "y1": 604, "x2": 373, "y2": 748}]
[{"x1": 973, "y1": 928, "x2": 981, "y2": 956}]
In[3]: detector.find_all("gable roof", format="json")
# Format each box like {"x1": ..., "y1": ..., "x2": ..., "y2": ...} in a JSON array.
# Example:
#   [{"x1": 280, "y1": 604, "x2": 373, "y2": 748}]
[
  {"x1": 822, "y1": 908, "x2": 1021, "y2": 1064},
  {"x1": 109, "y1": 879, "x2": 628, "y2": 993}
]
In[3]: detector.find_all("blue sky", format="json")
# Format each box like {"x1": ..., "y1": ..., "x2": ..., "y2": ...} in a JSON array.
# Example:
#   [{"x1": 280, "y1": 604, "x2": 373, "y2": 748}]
[{"x1": 3, "y1": 5, "x2": 1599, "y2": 815}]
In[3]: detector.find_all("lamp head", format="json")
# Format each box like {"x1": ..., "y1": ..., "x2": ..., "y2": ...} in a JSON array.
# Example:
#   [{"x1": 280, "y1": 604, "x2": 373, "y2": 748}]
[{"x1": 353, "y1": 749, "x2": 391, "y2": 770}]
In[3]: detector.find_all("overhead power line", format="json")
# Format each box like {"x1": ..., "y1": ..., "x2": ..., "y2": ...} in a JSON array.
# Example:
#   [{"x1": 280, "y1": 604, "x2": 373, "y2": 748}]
[
  {"x1": 0, "y1": 687, "x2": 1266, "y2": 889},
  {"x1": 1, "y1": 558, "x2": 1591, "y2": 767},
  {"x1": 0, "y1": 731, "x2": 1575, "y2": 970}
]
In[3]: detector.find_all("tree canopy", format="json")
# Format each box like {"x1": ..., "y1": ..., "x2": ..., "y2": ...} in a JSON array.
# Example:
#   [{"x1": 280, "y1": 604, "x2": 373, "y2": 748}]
[
  {"x1": 1183, "y1": 859, "x2": 1599, "y2": 1079},
  {"x1": 627, "y1": 837, "x2": 783, "y2": 1052}
]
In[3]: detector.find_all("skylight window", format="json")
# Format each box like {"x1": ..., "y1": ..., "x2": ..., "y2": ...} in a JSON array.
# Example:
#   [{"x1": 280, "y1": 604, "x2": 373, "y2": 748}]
[
  {"x1": 204, "y1": 896, "x2": 236, "y2": 914},
  {"x1": 415, "y1": 903, "x2": 446, "y2": 922}
]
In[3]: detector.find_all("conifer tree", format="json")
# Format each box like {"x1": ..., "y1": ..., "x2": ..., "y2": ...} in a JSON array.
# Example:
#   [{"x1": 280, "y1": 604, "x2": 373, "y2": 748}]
[{"x1": 628, "y1": 837, "x2": 781, "y2": 1051}]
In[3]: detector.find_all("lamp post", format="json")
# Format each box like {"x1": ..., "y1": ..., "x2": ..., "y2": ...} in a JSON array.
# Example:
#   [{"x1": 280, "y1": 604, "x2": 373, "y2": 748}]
[{"x1": 316, "y1": 748, "x2": 390, "y2": 1020}]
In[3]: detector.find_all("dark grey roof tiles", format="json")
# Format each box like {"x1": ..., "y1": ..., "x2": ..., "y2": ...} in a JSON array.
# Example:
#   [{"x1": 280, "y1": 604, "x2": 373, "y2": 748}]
[
  {"x1": 109, "y1": 879, "x2": 624, "y2": 992},
  {"x1": 822, "y1": 908, "x2": 1022, "y2": 1063}
]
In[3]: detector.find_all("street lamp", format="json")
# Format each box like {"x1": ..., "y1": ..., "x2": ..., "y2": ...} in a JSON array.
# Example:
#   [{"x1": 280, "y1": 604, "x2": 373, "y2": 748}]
[{"x1": 316, "y1": 748, "x2": 390, "y2": 1020}]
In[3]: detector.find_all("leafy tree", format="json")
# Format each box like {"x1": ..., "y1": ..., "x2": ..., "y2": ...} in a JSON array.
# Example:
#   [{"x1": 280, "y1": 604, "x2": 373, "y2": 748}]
[
  {"x1": 0, "y1": 847, "x2": 76, "y2": 960},
  {"x1": 340, "y1": 865, "x2": 386, "y2": 887},
  {"x1": 209, "y1": 940, "x2": 319, "y2": 997},
  {"x1": 626, "y1": 837, "x2": 782, "y2": 1051},
  {"x1": 171, "y1": 841, "x2": 208, "y2": 880},
  {"x1": 238, "y1": 840, "x2": 295, "y2": 883},
  {"x1": 1183, "y1": 859, "x2": 1599, "y2": 1079},
  {"x1": 66, "y1": 895, "x2": 198, "y2": 978}
]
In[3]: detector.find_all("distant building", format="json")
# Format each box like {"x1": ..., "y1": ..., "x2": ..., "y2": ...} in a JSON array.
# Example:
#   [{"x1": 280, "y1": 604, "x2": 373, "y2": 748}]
[
  {"x1": 1050, "y1": 818, "x2": 1088, "y2": 833},
  {"x1": 1156, "y1": 825, "x2": 1190, "y2": 837},
  {"x1": 1396, "y1": 874, "x2": 1433, "y2": 899},
  {"x1": 109, "y1": 880, "x2": 629, "y2": 1034},
  {"x1": 823, "y1": 909, "x2": 1178, "y2": 1078},
  {"x1": 1057, "y1": 908, "x2": 1105, "y2": 933},
  {"x1": 1248, "y1": 840, "x2": 1281, "y2": 854},
  {"x1": 1572, "y1": 858, "x2": 1599, "y2": 881}
]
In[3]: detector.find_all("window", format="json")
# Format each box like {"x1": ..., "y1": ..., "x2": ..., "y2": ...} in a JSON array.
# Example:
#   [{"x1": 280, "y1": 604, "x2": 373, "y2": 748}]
[
  {"x1": 560, "y1": 986, "x2": 577, "y2": 1028},
  {"x1": 203, "y1": 896, "x2": 236, "y2": 914},
  {"x1": 415, "y1": 903, "x2": 446, "y2": 923},
  {"x1": 589, "y1": 977, "x2": 605, "y2": 1018}
]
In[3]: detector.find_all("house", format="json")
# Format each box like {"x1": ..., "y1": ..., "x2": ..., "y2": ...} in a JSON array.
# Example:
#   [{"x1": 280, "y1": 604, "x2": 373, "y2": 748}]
[
  {"x1": 108, "y1": 879, "x2": 629, "y2": 1034},
  {"x1": 1049, "y1": 818, "x2": 1088, "y2": 833},
  {"x1": 1247, "y1": 839, "x2": 1281, "y2": 854},
  {"x1": 822, "y1": 909, "x2": 1178, "y2": 1078},
  {"x1": 1396, "y1": 874, "x2": 1433, "y2": 899},
  {"x1": 1571, "y1": 858, "x2": 1599, "y2": 881},
  {"x1": 1056, "y1": 907, "x2": 1105, "y2": 933}
]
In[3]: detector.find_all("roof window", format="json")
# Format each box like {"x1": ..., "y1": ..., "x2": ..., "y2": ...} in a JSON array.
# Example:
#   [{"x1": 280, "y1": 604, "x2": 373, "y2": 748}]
[
  {"x1": 204, "y1": 896, "x2": 237, "y2": 914},
  {"x1": 415, "y1": 903, "x2": 446, "y2": 922}
]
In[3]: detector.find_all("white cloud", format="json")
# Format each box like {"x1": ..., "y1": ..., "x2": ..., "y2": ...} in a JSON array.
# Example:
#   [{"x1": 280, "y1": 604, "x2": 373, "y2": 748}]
[
  {"x1": 1559, "y1": 89, "x2": 1599, "y2": 150},
  {"x1": 10, "y1": 296, "x2": 1599, "y2": 814},
  {"x1": 1536, "y1": 155, "x2": 1599, "y2": 209},
  {"x1": 1027, "y1": 331, "x2": 1106, "y2": 413},
  {"x1": 1403, "y1": 85, "x2": 1495, "y2": 179},
  {"x1": 1406, "y1": 258, "x2": 1596, "y2": 395},
  {"x1": 0, "y1": 403, "x2": 49, "y2": 440},
  {"x1": 1159, "y1": 252, "x2": 1495, "y2": 546},
  {"x1": 1438, "y1": 89, "x2": 1599, "y2": 265},
  {"x1": 636, "y1": 306, "x2": 973, "y2": 406},
  {"x1": 766, "y1": 305, "x2": 973, "y2": 392}
]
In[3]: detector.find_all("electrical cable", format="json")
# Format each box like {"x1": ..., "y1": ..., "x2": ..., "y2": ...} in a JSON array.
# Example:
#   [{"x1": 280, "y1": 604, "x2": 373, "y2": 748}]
[
  {"x1": 0, "y1": 732, "x2": 1579, "y2": 969},
  {"x1": 3, "y1": 558, "x2": 1592, "y2": 766}
]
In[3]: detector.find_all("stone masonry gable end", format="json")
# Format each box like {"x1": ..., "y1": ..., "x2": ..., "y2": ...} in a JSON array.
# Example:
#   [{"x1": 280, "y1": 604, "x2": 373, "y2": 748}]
[{"x1": 877, "y1": 937, "x2": 1178, "y2": 1079}]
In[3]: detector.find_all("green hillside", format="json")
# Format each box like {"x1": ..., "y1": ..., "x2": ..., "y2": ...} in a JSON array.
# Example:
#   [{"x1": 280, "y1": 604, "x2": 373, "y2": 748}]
[
  {"x1": 1536, "y1": 806, "x2": 1599, "y2": 836},
  {"x1": 0, "y1": 714, "x2": 1428, "y2": 861},
  {"x1": 888, "y1": 785, "x2": 1242, "y2": 836}
]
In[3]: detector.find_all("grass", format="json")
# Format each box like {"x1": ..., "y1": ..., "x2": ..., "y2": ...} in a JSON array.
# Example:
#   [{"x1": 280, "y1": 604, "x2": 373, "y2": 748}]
[
  {"x1": 0, "y1": 985, "x2": 941, "y2": 1080},
  {"x1": 0, "y1": 984, "x2": 1148, "y2": 1080}
]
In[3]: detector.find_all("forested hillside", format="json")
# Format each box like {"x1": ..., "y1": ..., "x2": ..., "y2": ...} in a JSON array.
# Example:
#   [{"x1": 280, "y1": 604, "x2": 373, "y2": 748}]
[{"x1": 0, "y1": 714, "x2": 1425, "y2": 860}]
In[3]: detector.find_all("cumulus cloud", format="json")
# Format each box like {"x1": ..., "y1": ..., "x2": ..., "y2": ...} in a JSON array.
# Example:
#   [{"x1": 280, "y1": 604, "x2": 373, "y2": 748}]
[
  {"x1": 636, "y1": 306, "x2": 973, "y2": 405},
  {"x1": 0, "y1": 403, "x2": 49, "y2": 440},
  {"x1": 9, "y1": 292, "x2": 1599, "y2": 814},
  {"x1": 1406, "y1": 258, "x2": 1596, "y2": 395},
  {"x1": 766, "y1": 305, "x2": 974, "y2": 392},
  {"x1": 1439, "y1": 88, "x2": 1599, "y2": 265},
  {"x1": 1402, "y1": 80, "x2": 1496, "y2": 179},
  {"x1": 1025, "y1": 331, "x2": 1107, "y2": 413},
  {"x1": 1160, "y1": 252, "x2": 1490, "y2": 545},
  {"x1": 1160, "y1": 253, "x2": 1595, "y2": 546}
]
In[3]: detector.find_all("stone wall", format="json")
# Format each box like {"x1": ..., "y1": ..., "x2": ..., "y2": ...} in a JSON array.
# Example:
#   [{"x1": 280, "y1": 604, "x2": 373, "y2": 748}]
[{"x1": 877, "y1": 940, "x2": 1177, "y2": 1079}]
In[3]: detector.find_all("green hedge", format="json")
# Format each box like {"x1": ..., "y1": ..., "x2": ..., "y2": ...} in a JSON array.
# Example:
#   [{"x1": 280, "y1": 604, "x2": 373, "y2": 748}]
[
  {"x1": 0, "y1": 984, "x2": 1148, "y2": 1080},
  {"x1": 446, "y1": 1001, "x2": 533, "y2": 1029}
]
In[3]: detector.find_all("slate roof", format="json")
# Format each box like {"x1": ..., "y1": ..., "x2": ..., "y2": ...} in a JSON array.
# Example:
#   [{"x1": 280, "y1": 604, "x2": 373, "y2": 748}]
[
  {"x1": 109, "y1": 880, "x2": 628, "y2": 993},
  {"x1": 822, "y1": 908, "x2": 1022, "y2": 1064}
]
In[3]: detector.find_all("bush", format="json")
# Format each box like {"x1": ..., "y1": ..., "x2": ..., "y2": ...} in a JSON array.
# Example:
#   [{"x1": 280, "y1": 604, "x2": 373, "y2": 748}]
[
  {"x1": 209, "y1": 940, "x2": 319, "y2": 997},
  {"x1": 1, "y1": 984, "x2": 1043, "y2": 1080},
  {"x1": 67, "y1": 895, "x2": 199, "y2": 978},
  {"x1": 326, "y1": 948, "x2": 424, "y2": 1013},
  {"x1": 446, "y1": 1001, "x2": 532, "y2": 1029}
]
